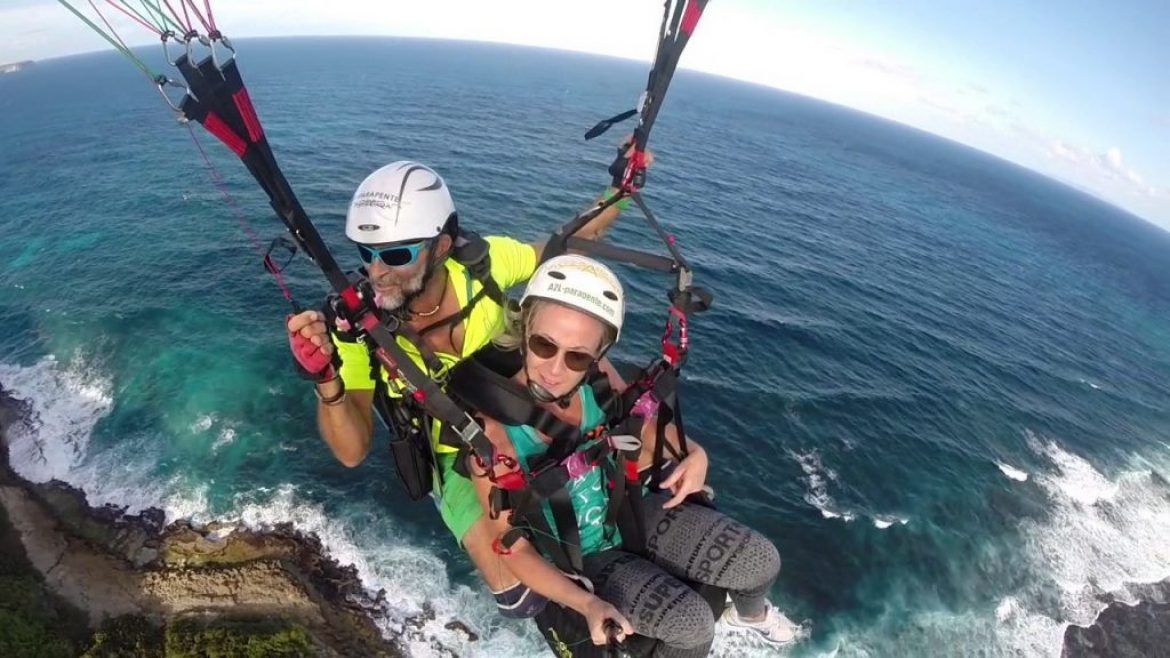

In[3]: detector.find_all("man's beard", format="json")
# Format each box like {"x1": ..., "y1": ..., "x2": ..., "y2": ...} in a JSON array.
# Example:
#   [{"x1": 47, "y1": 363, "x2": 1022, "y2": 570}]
[{"x1": 375, "y1": 266, "x2": 427, "y2": 312}]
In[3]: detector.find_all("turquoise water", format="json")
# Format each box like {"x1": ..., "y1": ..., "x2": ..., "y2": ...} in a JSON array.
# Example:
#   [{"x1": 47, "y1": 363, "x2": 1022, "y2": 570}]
[{"x1": 2, "y1": 38, "x2": 1169, "y2": 657}]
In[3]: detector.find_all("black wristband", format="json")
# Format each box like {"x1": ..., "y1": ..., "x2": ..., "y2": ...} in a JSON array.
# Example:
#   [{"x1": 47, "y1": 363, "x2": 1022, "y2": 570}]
[{"x1": 315, "y1": 378, "x2": 346, "y2": 406}]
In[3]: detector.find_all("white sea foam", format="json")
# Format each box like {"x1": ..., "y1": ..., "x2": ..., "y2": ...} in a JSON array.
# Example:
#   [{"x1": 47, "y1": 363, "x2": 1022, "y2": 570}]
[
  {"x1": 793, "y1": 449, "x2": 856, "y2": 522},
  {"x1": 996, "y1": 462, "x2": 1029, "y2": 482},
  {"x1": 190, "y1": 414, "x2": 215, "y2": 433},
  {"x1": 0, "y1": 355, "x2": 112, "y2": 483},
  {"x1": 872, "y1": 516, "x2": 909, "y2": 530},
  {"x1": 810, "y1": 433, "x2": 1170, "y2": 658},
  {"x1": 211, "y1": 426, "x2": 237, "y2": 451}
]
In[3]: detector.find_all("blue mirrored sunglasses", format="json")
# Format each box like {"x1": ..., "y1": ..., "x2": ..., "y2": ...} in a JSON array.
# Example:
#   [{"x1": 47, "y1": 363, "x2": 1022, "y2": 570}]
[{"x1": 357, "y1": 240, "x2": 429, "y2": 267}]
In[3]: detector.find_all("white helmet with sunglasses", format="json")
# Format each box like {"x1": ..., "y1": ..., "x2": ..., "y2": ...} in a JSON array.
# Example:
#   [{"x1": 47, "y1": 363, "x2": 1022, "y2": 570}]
[
  {"x1": 521, "y1": 255, "x2": 626, "y2": 340},
  {"x1": 345, "y1": 161, "x2": 457, "y2": 248}
]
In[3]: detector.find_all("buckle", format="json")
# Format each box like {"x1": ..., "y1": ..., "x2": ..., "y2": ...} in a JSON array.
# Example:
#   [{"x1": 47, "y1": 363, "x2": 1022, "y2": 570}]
[
  {"x1": 608, "y1": 434, "x2": 642, "y2": 453},
  {"x1": 455, "y1": 415, "x2": 484, "y2": 445}
]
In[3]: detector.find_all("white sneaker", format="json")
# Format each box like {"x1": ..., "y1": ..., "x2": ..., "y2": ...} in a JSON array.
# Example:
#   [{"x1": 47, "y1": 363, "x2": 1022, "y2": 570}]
[{"x1": 722, "y1": 601, "x2": 797, "y2": 646}]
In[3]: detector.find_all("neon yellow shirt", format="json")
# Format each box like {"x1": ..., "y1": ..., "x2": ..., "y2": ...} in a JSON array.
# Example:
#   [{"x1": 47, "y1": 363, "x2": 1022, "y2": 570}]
[{"x1": 334, "y1": 236, "x2": 537, "y2": 453}]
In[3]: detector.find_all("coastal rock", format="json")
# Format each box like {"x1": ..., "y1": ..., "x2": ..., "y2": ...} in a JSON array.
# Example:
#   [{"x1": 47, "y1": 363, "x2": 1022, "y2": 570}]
[
  {"x1": 0, "y1": 384, "x2": 450, "y2": 657},
  {"x1": 1062, "y1": 579, "x2": 1170, "y2": 658}
]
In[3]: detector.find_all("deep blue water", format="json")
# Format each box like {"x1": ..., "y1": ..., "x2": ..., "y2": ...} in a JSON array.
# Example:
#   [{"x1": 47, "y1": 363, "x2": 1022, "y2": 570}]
[{"x1": 2, "y1": 38, "x2": 1169, "y2": 657}]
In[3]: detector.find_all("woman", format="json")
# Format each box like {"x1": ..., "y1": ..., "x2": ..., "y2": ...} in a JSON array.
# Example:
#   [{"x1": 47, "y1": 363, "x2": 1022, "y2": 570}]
[{"x1": 468, "y1": 254, "x2": 797, "y2": 655}]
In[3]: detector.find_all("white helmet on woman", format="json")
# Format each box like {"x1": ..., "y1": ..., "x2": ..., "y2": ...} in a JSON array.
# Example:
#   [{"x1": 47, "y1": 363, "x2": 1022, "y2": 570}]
[
  {"x1": 521, "y1": 254, "x2": 625, "y2": 342},
  {"x1": 345, "y1": 161, "x2": 457, "y2": 245}
]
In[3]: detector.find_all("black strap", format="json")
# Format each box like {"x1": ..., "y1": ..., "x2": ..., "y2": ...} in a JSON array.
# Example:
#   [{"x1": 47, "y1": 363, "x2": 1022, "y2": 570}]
[
  {"x1": 393, "y1": 322, "x2": 448, "y2": 378},
  {"x1": 506, "y1": 487, "x2": 579, "y2": 574},
  {"x1": 507, "y1": 440, "x2": 642, "y2": 571},
  {"x1": 584, "y1": 108, "x2": 638, "y2": 141},
  {"x1": 616, "y1": 460, "x2": 648, "y2": 555},
  {"x1": 174, "y1": 51, "x2": 498, "y2": 467},
  {"x1": 669, "y1": 395, "x2": 689, "y2": 461},
  {"x1": 631, "y1": 0, "x2": 709, "y2": 156},
  {"x1": 453, "y1": 230, "x2": 507, "y2": 306},
  {"x1": 446, "y1": 350, "x2": 612, "y2": 454},
  {"x1": 591, "y1": 367, "x2": 621, "y2": 420},
  {"x1": 579, "y1": 0, "x2": 708, "y2": 149},
  {"x1": 539, "y1": 367, "x2": 610, "y2": 463},
  {"x1": 603, "y1": 454, "x2": 626, "y2": 543},
  {"x1": 417, "y1": 229, "x2": 507, "y2": 339},
  {"x1": 562, "y1": 236, "x2": 679, "y2": 274},
  {"x1": 547, "y1": 486, "x2": 585, "y2": 574}
]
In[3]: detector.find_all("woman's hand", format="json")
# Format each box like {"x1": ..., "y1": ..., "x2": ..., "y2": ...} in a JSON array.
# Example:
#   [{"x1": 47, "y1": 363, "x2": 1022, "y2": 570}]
[
  {"x1": 659, "y1": 446, "x2": 709, "y2": 509},
  {"x1": 583, "y1": 596, "x2": 634, "y2": 645}
]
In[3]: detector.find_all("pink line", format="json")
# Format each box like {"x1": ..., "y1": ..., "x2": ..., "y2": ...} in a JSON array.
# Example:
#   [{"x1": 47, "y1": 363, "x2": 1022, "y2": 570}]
[
  {"x1": 204, "y1": 0, "x2": 217, "y2": 32},
  {"x1": 181, "y1": 0, "x2": 212, "y2": 32},
  {"x1": 162, "y1": 0, "x2": 192, "y2": 33},
  {"x1": 186, "y1": 124, "x2": 295, "y2": 303},
  {"x1": 103, "y1": 0, "x2": 163, "y2": 35}
]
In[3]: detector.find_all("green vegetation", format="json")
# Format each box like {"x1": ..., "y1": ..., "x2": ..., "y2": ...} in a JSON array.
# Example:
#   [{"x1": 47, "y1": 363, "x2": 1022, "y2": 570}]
[
  {"x1": 82, "y1": 615, "x2": 164, "y2": 658},
  {"x1": 164, "y1": 618, "x2": 314, "y2": 658},
  {"x1": 0, "y1": 504, "x2": 89, "y2": 658}
]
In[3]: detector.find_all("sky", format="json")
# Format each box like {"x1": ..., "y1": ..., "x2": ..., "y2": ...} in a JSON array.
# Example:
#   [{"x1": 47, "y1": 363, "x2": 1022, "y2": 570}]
[{"x1": 4, "y1": 1, "x2": 1169, "y2": 229}]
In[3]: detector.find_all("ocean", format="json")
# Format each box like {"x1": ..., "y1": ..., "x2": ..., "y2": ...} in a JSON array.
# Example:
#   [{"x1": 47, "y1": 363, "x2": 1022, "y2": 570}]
[{"x1": 2, "y1": 37, "x2": 1169, "y2": 657}]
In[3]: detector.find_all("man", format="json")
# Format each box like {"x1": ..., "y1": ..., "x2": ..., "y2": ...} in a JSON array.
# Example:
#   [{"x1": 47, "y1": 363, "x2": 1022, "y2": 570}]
[{"x1": 286, "y1": 153, "x2": 645, "y2": 617}]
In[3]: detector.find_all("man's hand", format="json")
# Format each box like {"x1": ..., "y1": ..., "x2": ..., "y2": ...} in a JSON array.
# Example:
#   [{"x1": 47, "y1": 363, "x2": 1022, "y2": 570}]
[
  {"x1": 287, "y1": 310, "x2": 336, "y2": 381},
  {"x1": 608, "y1": 137, "x2": 656, "y2": 190}
]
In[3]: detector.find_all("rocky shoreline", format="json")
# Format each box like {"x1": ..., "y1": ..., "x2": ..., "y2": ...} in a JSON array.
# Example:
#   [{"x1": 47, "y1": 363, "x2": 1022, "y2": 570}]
[
  {"x1": 1062, "y1": 578, "x2": 1170, "y2": 658},
  {"x1": 0, "y1": 384, "x2": 476, "y2": 657}
]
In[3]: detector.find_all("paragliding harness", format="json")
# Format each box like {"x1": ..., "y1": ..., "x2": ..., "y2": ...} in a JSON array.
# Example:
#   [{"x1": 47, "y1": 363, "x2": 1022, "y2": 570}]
[
  {"x1": 445, "y1": 344, "x2": 726, "y2": 657},
  {"x1": 503, "y1": 0, "x2": 715, "y2": 560},
  {"x1": 326, "y1": 229, "x2": 510, "y2": 501},
  {"x1": 489, "y1": 1, "x2": 714, "y2": 654},
  {"x1": 447, "y1": 346, "x2": 681, "y2": 566}
]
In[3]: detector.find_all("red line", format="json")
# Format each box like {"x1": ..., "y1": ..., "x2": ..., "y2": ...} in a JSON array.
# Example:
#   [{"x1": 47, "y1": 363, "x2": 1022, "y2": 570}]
[{"x1": 187, "y1": 124, "x2": 294, "y2": 303}]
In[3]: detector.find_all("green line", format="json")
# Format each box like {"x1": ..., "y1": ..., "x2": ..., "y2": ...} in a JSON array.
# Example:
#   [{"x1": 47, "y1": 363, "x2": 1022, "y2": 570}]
[
  {"x1": 56, "y1": 0, "x2": 159, "y2": 80},
  {"x1": 138, "y1": 0, "x2": 185, "y2": 34},
  {"x1": 90, "y1": 0, "x2": 153, "y2": 71},
  {"x1": 115, "y1": 0, "x2": 166, "y2": 34}
]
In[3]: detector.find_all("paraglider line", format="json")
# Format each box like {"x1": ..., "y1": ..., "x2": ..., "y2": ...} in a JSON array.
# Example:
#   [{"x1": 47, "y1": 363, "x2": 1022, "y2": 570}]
[
  {"x1": 180, "y1": 0, "x2": 213, "y2": 33},
  {"x1": 101, "y1": 0, "x2": 162, "y2": 35},
  {"x1": 186, "y1": 123, "x2": 296, "y2": 305}
]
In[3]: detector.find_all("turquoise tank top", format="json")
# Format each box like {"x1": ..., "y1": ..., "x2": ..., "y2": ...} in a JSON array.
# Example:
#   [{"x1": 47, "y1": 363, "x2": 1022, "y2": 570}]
[{"x1": 504, "y1": 385, "x2": 623, "y2": 556}]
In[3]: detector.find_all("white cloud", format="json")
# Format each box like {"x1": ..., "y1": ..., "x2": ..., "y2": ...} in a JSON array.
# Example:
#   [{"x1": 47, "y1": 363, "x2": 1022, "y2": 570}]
[
  {"x1": 1105, "y1": 146, "x2": 1124, "y2": 172},
  {"x1": 1047, "y1": 141, "x2": 1153, "y2": 194}
]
